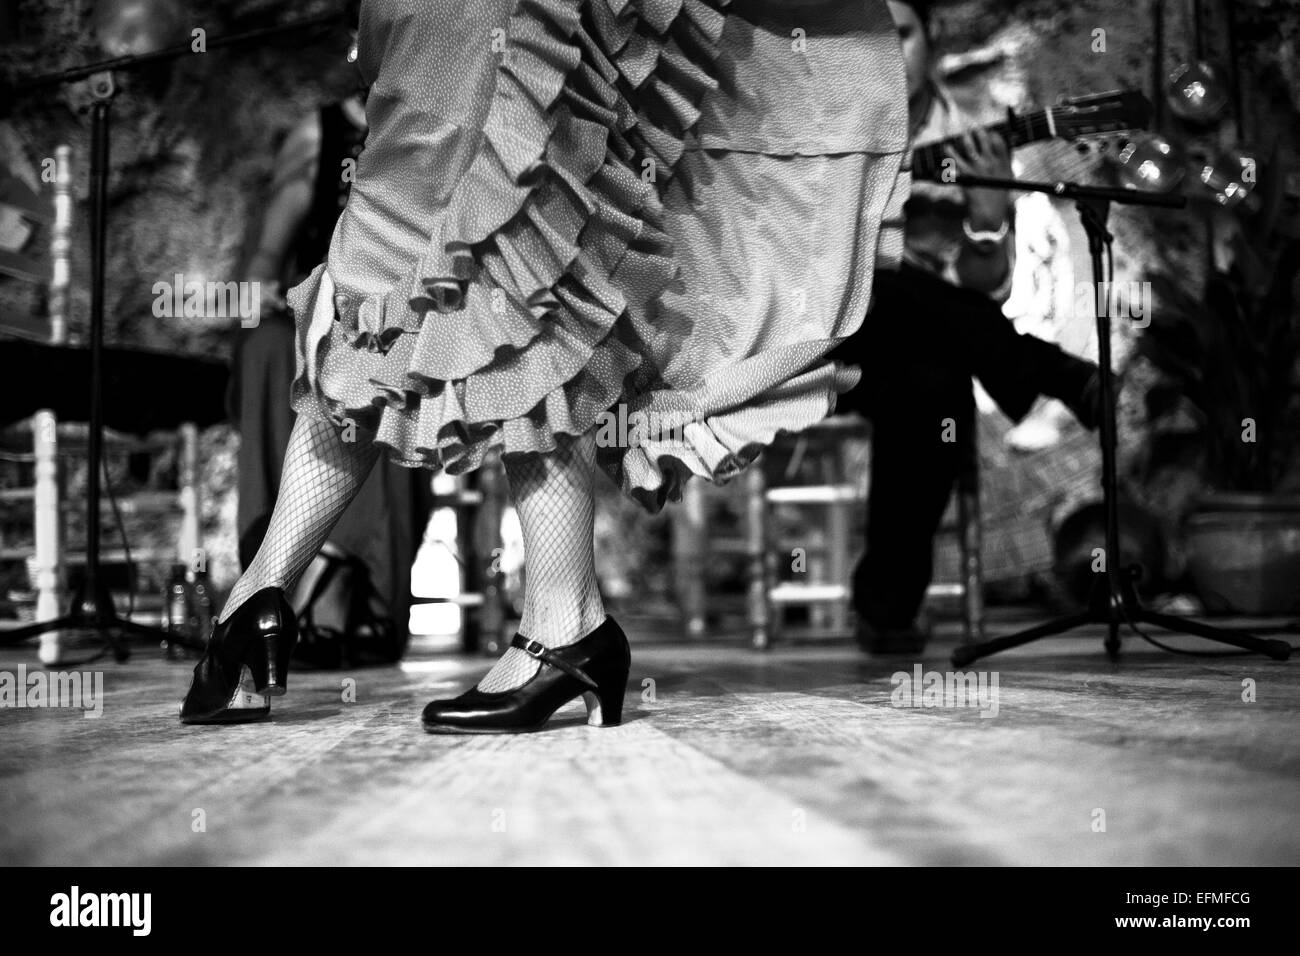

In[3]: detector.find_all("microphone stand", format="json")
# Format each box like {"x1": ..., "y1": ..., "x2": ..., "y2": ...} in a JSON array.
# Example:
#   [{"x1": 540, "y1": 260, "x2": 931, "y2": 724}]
[
  {"x1": 1, "y1": 12, "x2": 346, "y2": 657},
  {"x1": 932, "y1": 173, "x2": 1291, "y2": 666}
]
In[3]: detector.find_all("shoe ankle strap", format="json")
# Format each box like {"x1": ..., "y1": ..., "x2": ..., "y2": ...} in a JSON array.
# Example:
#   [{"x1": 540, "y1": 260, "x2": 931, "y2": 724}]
[{"x1": 511, "y1": 634, "x2": 599, "y2": 690}]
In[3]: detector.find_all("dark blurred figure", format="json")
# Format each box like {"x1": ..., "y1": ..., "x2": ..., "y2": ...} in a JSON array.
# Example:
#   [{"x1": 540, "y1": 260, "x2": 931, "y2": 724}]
[{"x1": 832, "y1": 0, "x2": 1101, "y2": 654}]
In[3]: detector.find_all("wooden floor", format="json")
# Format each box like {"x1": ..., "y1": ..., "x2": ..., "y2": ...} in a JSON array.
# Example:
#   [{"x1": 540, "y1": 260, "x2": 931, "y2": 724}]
[{"x1": 1, "y1": 620, "x2": 1297, "y2": 866}]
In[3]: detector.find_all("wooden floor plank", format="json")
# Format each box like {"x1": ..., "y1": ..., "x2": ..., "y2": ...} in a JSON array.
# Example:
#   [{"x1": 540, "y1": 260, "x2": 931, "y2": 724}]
[{"x1": 1, "y1": 629, "x2": 1296, "y2": 866}]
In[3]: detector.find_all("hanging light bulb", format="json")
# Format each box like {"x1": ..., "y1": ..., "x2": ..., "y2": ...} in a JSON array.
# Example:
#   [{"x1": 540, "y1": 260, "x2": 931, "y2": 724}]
[
  {"x1": 94, "y1": 0, "x2": 188, "y2": 58},
  {"x1": 1165, "y1": 60, "x2": 1230, "y2": 125},
  {"x1": 1200, "y1": 145, "x2": 1261, "y2": 211},
  {"x1": 1113, "y1": 134, "x2": 1187, "y2": 193}
]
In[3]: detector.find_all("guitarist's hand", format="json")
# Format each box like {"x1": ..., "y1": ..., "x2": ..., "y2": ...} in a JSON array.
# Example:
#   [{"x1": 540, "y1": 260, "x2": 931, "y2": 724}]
[{"x1": 947, "y1": 127, "x2": 1013, "y2": 230}]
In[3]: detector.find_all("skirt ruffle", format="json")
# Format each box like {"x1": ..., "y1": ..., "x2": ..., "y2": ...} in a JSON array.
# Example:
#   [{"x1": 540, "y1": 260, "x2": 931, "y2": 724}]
[{"x1": 289, "y1": 0, "x2": 906, "y2": 511}]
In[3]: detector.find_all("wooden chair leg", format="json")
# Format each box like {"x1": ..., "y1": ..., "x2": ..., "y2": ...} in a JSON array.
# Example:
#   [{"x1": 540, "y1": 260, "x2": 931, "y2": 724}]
[
  {"x1": 32, "y1": 410, "x2": 64, "y2": 664},
  {"x1": 828, "y1": 456, "x2": 850, "y2": 634},
  {"x1": 675, "y1": 480, "x2": 707, "y2": 637},
  {"x1": 177, "y1": 422, "x2": 201, "y2": 571},
  {"x1": 456, "y1": 471, "x2": 483, "y2": 653},
  {"x1": 478, "y1": 455, "x2": 507, "y2": 655},
  {"x1": 746, "y1": 465, "x2": 772, "y2": 650}
]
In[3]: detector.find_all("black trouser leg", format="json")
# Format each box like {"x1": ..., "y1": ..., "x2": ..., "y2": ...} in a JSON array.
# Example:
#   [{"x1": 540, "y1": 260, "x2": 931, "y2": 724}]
[
  {"x1": 832, "y1": 266, "x2": 1098, "y2": 628},
  {"x1": 229, "y1": 314, "x2": 297, "y2": 569},
  {"x1": 855, "y1": 353, "x2": 973, "y2": 628},
  {"x1": 890, "y1": 265, "x2": 1098, "y2": 423},
  {"x1": 833, "y1": 271, "x2": 976, "y2": 629}
]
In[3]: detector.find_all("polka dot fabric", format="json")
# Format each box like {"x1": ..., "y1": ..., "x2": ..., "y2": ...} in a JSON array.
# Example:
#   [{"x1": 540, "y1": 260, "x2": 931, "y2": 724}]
[{"x1": 287, "y1": 0, "x2": 910, "y2": 512}]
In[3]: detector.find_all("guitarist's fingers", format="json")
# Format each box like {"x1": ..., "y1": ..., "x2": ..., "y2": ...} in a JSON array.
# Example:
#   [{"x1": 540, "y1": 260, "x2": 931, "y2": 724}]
[
  {"x1": 985, "y1": 128, "x2": 1011, "y2": 161},
  {"x1": 959, "y1": 131, "x2": 979, "y2": 161},
  {"x1": 945, "y1": 152, "x2": 974, "y2": 178},
  {"x1": 945, "y1": 132, "x2": 973, "y2": 166},
  {"x1": 971, "y1": 127, "x2": 1004, "y2": 162}
]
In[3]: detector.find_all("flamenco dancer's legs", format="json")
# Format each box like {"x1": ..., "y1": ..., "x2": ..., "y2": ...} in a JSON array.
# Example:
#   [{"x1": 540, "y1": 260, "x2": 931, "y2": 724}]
[
  {"x1": 421, "y1": 428, "x2": 629, "y2": 733},
  {"x1": 222, "y1": 416, "x2": 380, "y2": 623},
  {"x1": 180, "y1": 416, "x2": 378, "y2": 723},
  {"x1": 476, "y1": 430, "x2": 606, "y2": 693}
]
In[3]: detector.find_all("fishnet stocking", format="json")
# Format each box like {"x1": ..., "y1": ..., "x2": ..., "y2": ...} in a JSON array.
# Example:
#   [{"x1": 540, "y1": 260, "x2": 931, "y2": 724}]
[
  {"x1": 219, "y1": 416, "x2": 380, "y2": 623},
  {"x1": 476, "y1": 430, "x2": 606, "y2": 693}
]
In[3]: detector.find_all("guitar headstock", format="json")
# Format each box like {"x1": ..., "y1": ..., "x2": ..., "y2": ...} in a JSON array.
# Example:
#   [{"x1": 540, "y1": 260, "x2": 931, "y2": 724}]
[{"x1": 1051, "y1": 90, "x2": 1153, "y2": 137}]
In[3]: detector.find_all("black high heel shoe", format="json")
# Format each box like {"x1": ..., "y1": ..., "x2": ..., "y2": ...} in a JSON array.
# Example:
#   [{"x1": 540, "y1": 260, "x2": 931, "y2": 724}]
[
  {"x1": 422, "y1": 617, "x2": 631, "y2": 734},
  {"x1": 179, "y1": 587, "x2": 298, "y2": 724}
]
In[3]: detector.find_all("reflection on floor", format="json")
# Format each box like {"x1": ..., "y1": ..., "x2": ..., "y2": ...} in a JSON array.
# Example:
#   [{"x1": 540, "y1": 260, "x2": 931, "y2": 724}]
[{"x1": 1, "y1": 620, "x2": 1297, "y2": 865}]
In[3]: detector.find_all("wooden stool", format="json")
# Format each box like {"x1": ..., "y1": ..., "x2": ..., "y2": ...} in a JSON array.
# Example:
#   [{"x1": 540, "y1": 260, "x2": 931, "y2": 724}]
[
  {"x1": 746, "y1": 417, "x2": 866, "y2": 648},
  {"x1": 673, "y1": 416, "x2": 985, "y2": 648}
]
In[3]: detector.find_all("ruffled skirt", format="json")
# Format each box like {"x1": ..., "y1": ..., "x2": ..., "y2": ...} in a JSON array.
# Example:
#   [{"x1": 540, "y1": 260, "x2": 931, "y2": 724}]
[{"x1": 289, "y1": 0, "x2": 910, "y2": 512}]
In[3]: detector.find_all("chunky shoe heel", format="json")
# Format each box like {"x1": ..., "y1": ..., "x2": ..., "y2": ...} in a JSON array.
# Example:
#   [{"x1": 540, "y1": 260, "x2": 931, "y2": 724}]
[
  {"x1": 582, "y1": 669, "x2": 629, "y2": 727},
  {"x1": 422, "y1": 617, "x2": 632, "y2": 734},
  {"x1": 259, "y1": 633, "x2": 290, "y2": 696},
  {"x1": 180, "y1": 588, "x2": 298, "y2": 724}
]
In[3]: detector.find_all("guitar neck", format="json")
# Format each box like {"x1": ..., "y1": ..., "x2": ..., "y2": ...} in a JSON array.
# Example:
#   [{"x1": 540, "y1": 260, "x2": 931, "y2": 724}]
[{"x1": 911, "y1": 107, "x2": 1057, "y2": 181}]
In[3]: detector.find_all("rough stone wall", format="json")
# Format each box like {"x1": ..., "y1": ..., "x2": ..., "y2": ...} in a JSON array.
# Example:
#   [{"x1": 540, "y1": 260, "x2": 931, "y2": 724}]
[{"x1": 3, "y1": 1, "x2": 351, "y2": 593}]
